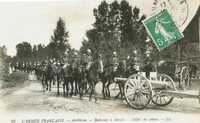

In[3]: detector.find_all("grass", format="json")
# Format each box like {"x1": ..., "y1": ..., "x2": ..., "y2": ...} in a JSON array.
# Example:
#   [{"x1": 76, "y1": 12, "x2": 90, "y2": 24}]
[{"x1": 1, "y1": 72, "x2": 28, "y2": 89}]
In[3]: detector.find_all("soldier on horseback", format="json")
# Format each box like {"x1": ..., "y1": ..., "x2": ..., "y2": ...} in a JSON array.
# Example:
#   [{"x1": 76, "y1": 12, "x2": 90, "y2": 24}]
[
  {"x1": 112, "y1": 51, "x2": 119, "y2": 73},
  {"x1": 80, "y1": 49, "x2": 93, "y2": 81},
  {"x1": 81, "y1": 49, "x2": 93, "y2": 89},
  {"x1": 126, "y1": 52, "x2": 139, "y2": 76},
  {"x1": 85, "y1": 49, "x2": 93, "y2": 71}
]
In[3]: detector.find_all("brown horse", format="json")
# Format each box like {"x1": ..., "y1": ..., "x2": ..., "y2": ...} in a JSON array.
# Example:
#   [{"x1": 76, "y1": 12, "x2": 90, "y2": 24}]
[{"x1": 79, "y1": 59, "x2": 102, "y2": 102}]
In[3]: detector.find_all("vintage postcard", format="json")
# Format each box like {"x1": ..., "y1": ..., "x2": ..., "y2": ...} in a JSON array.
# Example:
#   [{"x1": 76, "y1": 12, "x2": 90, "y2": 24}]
[{"x1": 0, "y1": 0, "x2": 200, "y2": 123}]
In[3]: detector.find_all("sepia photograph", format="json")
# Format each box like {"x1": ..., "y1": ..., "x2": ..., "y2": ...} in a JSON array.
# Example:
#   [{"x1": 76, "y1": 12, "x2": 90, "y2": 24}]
[{"x1": 0, "y1": 0, "x2": 200, "y2": 123}]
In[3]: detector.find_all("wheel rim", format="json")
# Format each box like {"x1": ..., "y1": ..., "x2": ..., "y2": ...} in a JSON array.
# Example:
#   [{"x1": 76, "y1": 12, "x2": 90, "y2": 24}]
[
  {"x1": 124, "y1": 74, "x2": 152, "y2": 109},
  {"x1": 152, "y1": 74, "x2": 176, "y2": 106}
]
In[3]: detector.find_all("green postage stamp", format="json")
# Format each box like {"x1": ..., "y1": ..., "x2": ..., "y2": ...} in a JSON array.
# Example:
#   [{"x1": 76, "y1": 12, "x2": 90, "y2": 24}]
[{"x1": 143, "y1": 9, "x2": 184, "y2": 51}]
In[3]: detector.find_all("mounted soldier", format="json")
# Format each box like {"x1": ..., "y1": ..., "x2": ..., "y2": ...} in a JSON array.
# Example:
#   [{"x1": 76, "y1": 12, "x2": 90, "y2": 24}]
[
  {"x1": 81, "y1": 49, "x2": 93, "y2": 90},
  {"x1": 79, "y1": 49, "x2": 93, "y2": 78},
  {"x1": 112, "y1": 51, "x2": 119, "y2": 73},
  {"x1": 98, "y1": 53, "x2": 104, "y2": 74},
  {"x1": 85, "y1": 49, "x2": 93, "y2": 71},
  {"x1": 142, "y1": 59, "x2": 155, "y2": 79},
  {"x1": 71, "y1": 52, "x2": 80, "y2": 95},
  {"x1": 54, "y1": 59, "x2": 63, "y2": 95}
]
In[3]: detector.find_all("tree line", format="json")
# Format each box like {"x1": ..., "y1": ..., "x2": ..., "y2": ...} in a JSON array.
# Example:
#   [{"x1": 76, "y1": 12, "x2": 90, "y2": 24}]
[
  {"x1": 13, "y1": 0, "x2": 177, "y2": 65},
  {"x1": 80, "y1": 0, "x2": 149, "y2": 65},
  {"x1": 13, "y1": 17, "x2": 76, "y2": 63}
]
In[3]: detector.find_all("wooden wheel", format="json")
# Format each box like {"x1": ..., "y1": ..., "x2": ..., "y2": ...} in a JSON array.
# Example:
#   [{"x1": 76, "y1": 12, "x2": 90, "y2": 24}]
[
  {"x1": 124, "y1": 74, "x2": 152, "y2": 110},
  {"x1": 152, "y1": 74, "x2": 176, "y2": 106}
]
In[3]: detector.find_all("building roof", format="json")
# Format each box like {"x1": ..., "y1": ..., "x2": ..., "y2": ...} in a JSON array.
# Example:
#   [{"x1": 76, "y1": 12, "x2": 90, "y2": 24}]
[{"x1": 182, "y1": 6, "x2": 200, "y2": 42}]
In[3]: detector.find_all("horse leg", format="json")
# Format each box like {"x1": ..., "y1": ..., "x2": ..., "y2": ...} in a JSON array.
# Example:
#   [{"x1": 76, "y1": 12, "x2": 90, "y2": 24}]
[
  {"x1": 86, "y1": 80, "x2": 92, "y2": 94},
  {"x1": 53, "y1": 74, "x2": 56, "y2": 85},
  {"x1": 74, "y1": 80, "x2": 77, "y2": 95},
  {"x1": 79, "y1": 80, "x2": 83, "y2": 99},
  {"x1": 77, "y1": 78, "x2": 80, "y2": 95},
  {"x1": 102, "y1": 81, "x2": 106, "y2": 99},
  {"x1": 66, "y1": 77, "x2": 69, "y2": 97},
  {"x1": 89, "y1": 82, "x2": 93, "y2": 101},
  {"x1": 63, "y1": 77, "x2": 67, "y2": 97},
  {"x1": 49, "y1": 77, "x2": 52, "y2": 91},
  {"x1": 106, "y1": 80, "x2": 111, "y2": 97},
  {"x1": 70, "y1": 79, "x2": 74, "y2": 97},
  {"x1": 84, "y1": 81, "x2": 87, "y2": 94},
  {"x1": 63, "y1": 82, "x2": 65, "y2": 97},
  {"x1": 178, "y1": 78, "x2": 182, "y2": 89},
  {"x1": 89, "y1": 82, "x2": 97, "y2": 102},
  {"x1": 75, "y1": 79, "x2": 78, "y2": 95},
  {"x1": 94, "y1": 82, "x2": 97, "y2": 102},
  {"x1": 189, "y1": 76, "x2": 192, "y2": 88},
  {"x1": 57, "y1": 75, "x2": 60, "y2": 96},
  {"x1": 41, "y1": 74, "x2": 45, "y2": 92},
  {"x1": 45, "y1": 76, "x2": 48, "y2": 91}
]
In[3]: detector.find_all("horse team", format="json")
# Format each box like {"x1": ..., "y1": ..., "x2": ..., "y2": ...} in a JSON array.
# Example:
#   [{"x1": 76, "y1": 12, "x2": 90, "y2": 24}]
[{"x1": 10, "y1": 58, "x2": 137, "y2": 102}]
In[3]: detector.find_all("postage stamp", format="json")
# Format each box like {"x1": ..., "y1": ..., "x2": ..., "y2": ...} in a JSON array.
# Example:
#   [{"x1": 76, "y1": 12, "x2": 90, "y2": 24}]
[{"x1": 143, "y1": 9, "x2": 184, "y2": 51}]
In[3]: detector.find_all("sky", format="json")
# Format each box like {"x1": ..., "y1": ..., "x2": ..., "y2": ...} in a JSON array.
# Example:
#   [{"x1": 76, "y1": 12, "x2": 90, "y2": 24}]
[
  {"x1": 0, "y1": 0, "x2": 198, "y2": 56},
  {"x1": 0, "y1": 0, "x2": 154, "y2": 56}
]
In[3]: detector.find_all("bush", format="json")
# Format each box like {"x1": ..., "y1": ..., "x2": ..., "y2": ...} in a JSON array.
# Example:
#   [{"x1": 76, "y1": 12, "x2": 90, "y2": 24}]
[{"x1": 1, "y1": 72, "x2": 28, "y2": 89}]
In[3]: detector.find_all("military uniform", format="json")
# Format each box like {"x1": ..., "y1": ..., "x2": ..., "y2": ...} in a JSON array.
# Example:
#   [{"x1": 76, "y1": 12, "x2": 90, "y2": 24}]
[
  {"x1": 112, "y1": 54, "x2": 119, "y2": 72},
  {"x1": 81, "y1": 53, "x2": 93, "y2": 71},
  {"x1": 127, "y1": 55, "x2": 137, "y2": 75},
  {"x1": 98, "y1": 55, "x2": 104, "y2": 73}
]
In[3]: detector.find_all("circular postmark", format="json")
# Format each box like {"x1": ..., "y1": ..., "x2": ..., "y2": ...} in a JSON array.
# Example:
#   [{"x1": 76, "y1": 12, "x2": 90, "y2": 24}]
[{"x1": 152, "y1": 0, "x2": 188, "y2": 28}]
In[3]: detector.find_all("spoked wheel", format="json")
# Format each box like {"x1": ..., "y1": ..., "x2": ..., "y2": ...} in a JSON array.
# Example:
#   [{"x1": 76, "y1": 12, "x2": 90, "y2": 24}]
[
  {"x1": 152, "y1": 74, "x2": 176, "y2": 106},
  {"x1": 124, "y1": 74, "x2": 152, "y2": 110}
]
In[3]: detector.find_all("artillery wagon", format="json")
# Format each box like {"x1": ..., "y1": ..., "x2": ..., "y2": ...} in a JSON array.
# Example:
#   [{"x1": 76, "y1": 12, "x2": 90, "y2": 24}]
[{"x1": 115, "y1": 72, "x2": 200, "y2": 110}]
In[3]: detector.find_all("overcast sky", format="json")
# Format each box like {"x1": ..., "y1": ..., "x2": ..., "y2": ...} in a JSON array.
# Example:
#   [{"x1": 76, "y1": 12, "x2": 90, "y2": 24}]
[
  {"x1": 0, "y1": 0, "x2": 155, "y2": 56},
  {"x1": 0, "y1": 0, "x2": 198, "y2": 56}
]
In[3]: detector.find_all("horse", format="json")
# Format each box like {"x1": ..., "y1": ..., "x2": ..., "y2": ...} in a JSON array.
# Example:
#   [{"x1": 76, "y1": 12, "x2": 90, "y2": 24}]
[
  {"x1": 71, "y1": 62, "x2": 80, "y2": 95},
  {"x1": 100, "y1": 59, "x2": 121, "y2": 99},
  {"x1": 78, "y1": 64, "x2": 89, "y2": 99},
  {"x1": 62, "y1": 61, "x2": 80, "y2": 97},
  {"x1": 53, "y1": 62, "x2": 63, "y2": 95},
  {"x1": 35, "y1": 63, "x2": 43, "y2": 80},
  {"x1": 41, "y1": 62, "x2": 54, "y2": 92},
  {"x1": 79, "y1": 59, "x2": 102, "y2": 102},
  {"x1": 40, "y1": 63, "x2": 52, "y2": 91},
  {"x1": 100, "y1": 64, "x2": 114, "y2": 99},
  {"x1": 113, "y1": 60, "x2": 127, "y2": 100},
  {"x1": 62, "y1": 63, "x2": 74, "y2": 97}
]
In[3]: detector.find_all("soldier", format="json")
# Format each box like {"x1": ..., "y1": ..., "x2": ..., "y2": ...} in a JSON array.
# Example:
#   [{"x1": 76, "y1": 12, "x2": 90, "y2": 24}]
[
  {"x1": 80, "y1": 49, "x2": 93, "y2": 71},
  {"x1": 112, "y1": 51, "x2": 119, "y2": 72},
  {"x1": 142, "y1": 60, "x2": 155, "y2": 79},
  {"x1": 98, "y1": 53, "x2": 104, "y2": 74},
  {"x1": 86, "y1": 49, "x2": 93, "y2": 71},
  {"x1": 126, "y1": 53, "x2": 137, "y2": 75}
]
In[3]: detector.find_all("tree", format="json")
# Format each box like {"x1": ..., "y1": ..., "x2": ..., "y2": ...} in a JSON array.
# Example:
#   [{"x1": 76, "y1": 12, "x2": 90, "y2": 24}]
[
  {"x1": 32, "y1": 44, "x2": 37, "y2": 58},
  {"x1": 50, "y1": 17, "x2": 70, "y2": 59},
  {"x1": 35, "y1": 44, "x2": 49, "y2": 61},
  {"x1": 92, "y1": 0, "x2": 121, "y2": 58},
  {"x1": 16, "y1": 42, "x2": 32, "y2": 60},
  {"x1": 80, "y1": 0, "x2": 148, "y2": 65}
]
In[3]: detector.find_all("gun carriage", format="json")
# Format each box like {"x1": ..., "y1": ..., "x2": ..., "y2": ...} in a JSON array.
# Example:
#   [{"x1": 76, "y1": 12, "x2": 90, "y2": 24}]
[{"x1": 115, "y1": 71, "x2": 200, "y2": 110}]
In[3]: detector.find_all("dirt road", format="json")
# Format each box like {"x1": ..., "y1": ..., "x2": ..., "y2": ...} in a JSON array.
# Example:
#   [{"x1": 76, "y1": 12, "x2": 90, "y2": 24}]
[{"x1": 0, "y1": 78, "x2": 200, "y2": 123}]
